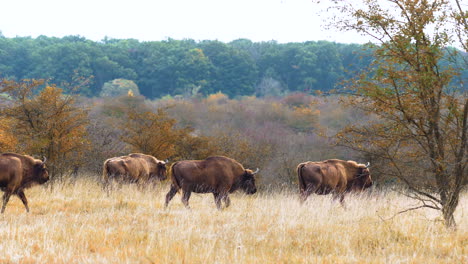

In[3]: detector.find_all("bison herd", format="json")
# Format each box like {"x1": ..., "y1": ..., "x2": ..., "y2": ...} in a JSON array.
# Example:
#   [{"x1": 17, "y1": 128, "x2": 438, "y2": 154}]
[{"x1": 0, "y1": 152, "x2": 372, "y2": 213}]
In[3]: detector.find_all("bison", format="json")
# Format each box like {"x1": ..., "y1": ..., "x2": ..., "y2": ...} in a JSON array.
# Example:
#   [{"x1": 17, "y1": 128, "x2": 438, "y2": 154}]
[
  {"x1": 102, "y1": 153, "x2": 167, "y2": 191},
  {"x1": 297, "y1": 159, "x2": 372, "y2": 204},
  {"x1": 165, "y1": 156, "x2": 259, "y2": 210},
  {"x1": 0, "y1": 153, "x2": 49, "y2": 213}
]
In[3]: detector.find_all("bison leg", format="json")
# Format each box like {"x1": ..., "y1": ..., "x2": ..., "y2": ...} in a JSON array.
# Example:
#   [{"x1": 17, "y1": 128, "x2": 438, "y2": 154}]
[
  {"x1": 181, "y1": 190, "x2": 191, "y2": 209},
  {"x1": 300, "y1": 186, "x2": 313, "y2": 204},
  {"x1": 300, "y1": 183, "x2": 320, "y2": 204},
  {"x1": 213, "y1": 193, "x2": 223, "y2": 210},
  {"x1": 103, "y1": 178, "x2": 111, "y2": 196},
  {"x1": 103, "y1": 174, "x2": 117, "y2": 196},
  {"x1": 164, "y1": 184, "x2": 178, "y2": 208},
  {"x1": 223, "y1": 195, "x2": 231, "y2": 208},
  {"x1": 16, "y1": 190, "x2": 29, "y2": 213},
  {"x1": 332, "y1": 192, "x2": 346, "y2": 208},
  {"x1": 299, "y1": 191, "x2": 309, "y2": 204},
  {"x1": 213, "y1": 193, "x2": 230, "y2": 210},
  {"x1": 1, "y1": 191, "x2": 12, "y2": 213}
]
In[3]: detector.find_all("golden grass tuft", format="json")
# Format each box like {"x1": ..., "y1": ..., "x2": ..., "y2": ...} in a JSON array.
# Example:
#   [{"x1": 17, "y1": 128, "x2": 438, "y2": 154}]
[{"x1": 0, "y1": 177, "x2": 466, "y2": 263}]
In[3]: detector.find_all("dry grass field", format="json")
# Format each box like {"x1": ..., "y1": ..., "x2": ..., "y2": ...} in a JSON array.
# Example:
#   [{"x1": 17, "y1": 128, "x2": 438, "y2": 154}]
[{"x1": 0, "y1": 177, "x2": 466, "y2": 264}]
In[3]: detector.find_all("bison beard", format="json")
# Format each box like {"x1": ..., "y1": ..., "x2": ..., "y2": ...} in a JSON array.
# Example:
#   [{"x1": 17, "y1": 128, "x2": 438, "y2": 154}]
[
  {"x1": 297, "y1": 159, "x2": 372, "y2": 205},
  {"x1": 0, "y1": 153, "x2": 49, "y2": 213},
  {"x1": 164, "y1": 156, "x2": 258, "y2": 210}
]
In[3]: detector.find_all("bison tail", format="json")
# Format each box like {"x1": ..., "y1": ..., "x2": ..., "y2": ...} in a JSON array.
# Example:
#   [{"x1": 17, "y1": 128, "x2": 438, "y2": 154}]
[
  {"x1": 169, "y1": 162, "x2": 182, "y2": 190},
  {"x1": 102, "y1": 160, "x2": 110, "y2": 187},
  {"x1": 297, "y1": 163, "x2": 307, "y2": 192}
]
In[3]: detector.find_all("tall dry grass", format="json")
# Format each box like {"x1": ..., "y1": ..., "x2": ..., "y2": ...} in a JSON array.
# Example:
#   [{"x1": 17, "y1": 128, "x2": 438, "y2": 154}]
[{"x1": 0, "y1": 177, "x2": 466, "y2": 264}]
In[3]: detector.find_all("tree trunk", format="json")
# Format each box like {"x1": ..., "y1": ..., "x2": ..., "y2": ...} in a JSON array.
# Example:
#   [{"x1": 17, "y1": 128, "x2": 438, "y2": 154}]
[
  {"x1": 442, "y1": 202, "x2": 457, "y2": 229},
  {"x1": 441, "y1": 178, "x2": 461, "y2": 229}
]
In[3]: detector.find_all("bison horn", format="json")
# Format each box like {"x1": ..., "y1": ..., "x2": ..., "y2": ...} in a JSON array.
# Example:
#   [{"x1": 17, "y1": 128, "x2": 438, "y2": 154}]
[
  {"x1": 253, "y1": 168, "x2": 260, "y2": 174},
  {"x1": 365, "y1": 162, "x2": 370, "y2": 168},
  {"x1": 42, "y1": 156, "x2": 47, "y2": 164}
]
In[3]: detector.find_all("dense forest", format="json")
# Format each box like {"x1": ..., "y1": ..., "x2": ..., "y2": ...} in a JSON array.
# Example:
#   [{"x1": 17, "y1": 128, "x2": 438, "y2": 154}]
[
  {"x1": 1, "y1": 35, "x2": 465, "y2": 99},
  {"x1": 1, "y1": 35, "x2": 377, "y2": 98}
]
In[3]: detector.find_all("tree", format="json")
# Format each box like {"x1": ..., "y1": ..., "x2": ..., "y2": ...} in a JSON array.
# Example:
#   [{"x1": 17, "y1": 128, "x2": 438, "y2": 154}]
[
  {"x1": 121, "y1": 108, "x2": 179, "y2": 159},
  {"x1": 120, "y1": 102, "x2": 219, "y2": 161},
  {"x1": 29, "y1": 39, "x2": 96, "y2": 94},
  {"x1": 200, "y1": 41, "x2": 258, "y2": 97},
  {"x1": 0, "y1": 116, "x2": 17, "y2": 152},
  {"x1": 326, "y1": 0, "x2": 467, "y2": 228},
  {"x1": 100, "y1": 78, "x2": 140, "y2": 97},
  {"x1": 0, "y1": 79, "x2": 90, "y2": 181},
  {"x1": 174, "y1": 48, "x2": 213, "y2": 97}
]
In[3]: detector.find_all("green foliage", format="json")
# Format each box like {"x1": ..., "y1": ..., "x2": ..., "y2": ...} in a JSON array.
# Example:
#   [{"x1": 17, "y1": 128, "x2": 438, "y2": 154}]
[
  {"x1": 1, "y1": 36, "x2": 466, "y2": 99},
  {"x1": 100, "y1": 78, "x2": 140, "y2": 97},
  {"x1": 0, "y1": 36, "x2": 394, "y2": 98}
]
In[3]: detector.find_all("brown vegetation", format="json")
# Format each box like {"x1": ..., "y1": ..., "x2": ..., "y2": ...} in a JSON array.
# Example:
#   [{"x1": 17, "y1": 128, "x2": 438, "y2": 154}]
[
  {"x1": 0, "y1": 178, "x2": 465, "y2": 263},
  {"x1": 0, "y1": 76, "x2": 465, "y2": 261},
  {"x1": 327, "y1": 0, "x2": 468, "y2": 228},
  {"x1": 0, "y1": 79, "x2": 89, "y2": 181}
]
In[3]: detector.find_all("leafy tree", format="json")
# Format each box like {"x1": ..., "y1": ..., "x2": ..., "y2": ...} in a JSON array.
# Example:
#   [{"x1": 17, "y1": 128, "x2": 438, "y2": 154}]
[
  {"x1": 122, "y1": 108, "x2": 178, "y2": 159},
  {"x1": 0, "y1": 37, "x2": 36, "y2": 80},
  {"x1": 120, "y1": 101, "x2": 218, "y2": 161},
  {"x1": 338, "y1": 43, "x2": 375, "y2": 80},
  {"x1": 100, "y1": 78, "x2": 140, "y2": 97},
  {"x1": 29, "y1": 39, "x2": 96, "y2": 94},
  {"x1": 256, "y1": 75, "x2": 285, "y2": 97},
  {"x1": 92, "y1": 56, "x2": 137, "y2": 95},
  {"x1": 1, "y1": 35, "x2": 463, "y2": 99},
  {"x1": 327, "y1": 0, "x2": 467, "y2": 228},
  {"x1": 0, "y1": 79, "x2": 90, "y2": 181},
  {"x1": 133, "y1": 39, "x2": 199, "y2": 98},
  {"x1": 311, "y1": 41, "x2": 344, "y2": 91},
  {"x1": 174, "y1": 48, "x2": 213, "y2": 97},
  {"x1": 0, "y1": 116, "x2": 17, "y2": 152},
  {"x1": 200, "y1": 41, "x2": 258, "y2": 97}
]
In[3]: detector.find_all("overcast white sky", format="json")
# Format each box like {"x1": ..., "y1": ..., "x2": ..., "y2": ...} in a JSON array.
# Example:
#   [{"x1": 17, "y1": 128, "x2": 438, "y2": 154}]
[{"x1": 0, "y1": 0, "x2": 370, "y2": 44}]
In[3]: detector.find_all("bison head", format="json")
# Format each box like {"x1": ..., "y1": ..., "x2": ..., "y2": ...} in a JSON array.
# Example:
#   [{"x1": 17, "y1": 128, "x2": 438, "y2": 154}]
[
  {"x1": 34, "y1": 157, "x2": 49, "y2": 184},
  {"x1": 157, "y1": 161, "x2": 168, "y2": 180},
  {"x1": 151, "y1": 160, "x2": 167, "y2": 181},
  {"x1": 241, "y1": 168, "x2": 259, "y2": 194},
  {"x1": 353, "y1": 165, "x2": 372, "y2": 190}
]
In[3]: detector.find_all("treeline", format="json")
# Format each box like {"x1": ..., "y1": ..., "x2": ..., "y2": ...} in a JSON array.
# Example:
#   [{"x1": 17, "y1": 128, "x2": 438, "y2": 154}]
[{"x1": 0, "y1": 35, "x2": 376, "y2": 98}]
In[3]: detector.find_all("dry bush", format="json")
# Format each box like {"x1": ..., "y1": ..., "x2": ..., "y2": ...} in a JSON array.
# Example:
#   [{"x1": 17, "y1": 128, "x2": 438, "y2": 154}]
[
  {"x1": 87, "y1": 96, "x2": 222, "y2": 167},
  {"x1": 1, "y1": 80, "x2": 90, "y2": 180},
  {"x1": 0, "y1": 116, "x2": 17, "y2": 152},
  {"x1": 0, "y1": 177, "x2": 465, "y2": 263},
  {"x1": 85, "y1": 96, "x2": 151, "y2": 173},
  {"x1": 83, "y1": 93, "x2": 371, "y2": 188},
  {"x1": 85, "y1": 106, "x2": 128, "y2": 175},
  {"x1": 157, "y1": 94, "x2": 356, "y2": 188},
  {"x1": 281, "y1": 92, "x2": 315, "y2": 108}
]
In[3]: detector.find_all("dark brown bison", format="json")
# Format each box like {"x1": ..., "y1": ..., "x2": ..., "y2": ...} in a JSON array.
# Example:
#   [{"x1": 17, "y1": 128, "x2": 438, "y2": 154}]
[
  {"x1": 0, "y1": 153, "x2": 49, "y2": 213},
  {"x1": 165, "y1": 156, "x2": 259, "y2": 209},
  {"x1": 297, "y1": 159, "x2": 372, "y2": 204},
  {"x1": 102, "y1": 153, "x2": 167, "y2": 191}
]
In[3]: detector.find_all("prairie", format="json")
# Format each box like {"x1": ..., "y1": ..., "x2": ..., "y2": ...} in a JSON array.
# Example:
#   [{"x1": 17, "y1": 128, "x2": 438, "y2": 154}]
[{"x1": 0, "y1": 177, "x2": 466, "y2": 264}]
